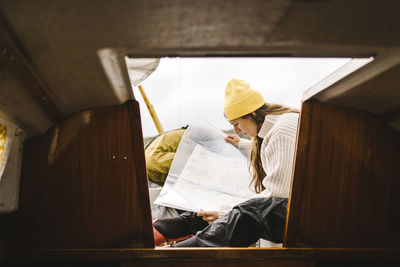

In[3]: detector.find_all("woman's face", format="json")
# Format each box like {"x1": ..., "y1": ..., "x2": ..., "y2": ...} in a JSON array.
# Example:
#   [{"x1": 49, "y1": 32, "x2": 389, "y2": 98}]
[{"x1": 230, "y1": 115, "x2": 258, "y2": 137}]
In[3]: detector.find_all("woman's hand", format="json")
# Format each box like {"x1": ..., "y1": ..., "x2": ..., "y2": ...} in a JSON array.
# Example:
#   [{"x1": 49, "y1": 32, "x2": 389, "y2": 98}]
[
  {"x1": 225, "y1": 134, "x2": 240, "y2": 147},
  {"x1": 197, "y1": 210, "x2": 219, "y2": 224}
]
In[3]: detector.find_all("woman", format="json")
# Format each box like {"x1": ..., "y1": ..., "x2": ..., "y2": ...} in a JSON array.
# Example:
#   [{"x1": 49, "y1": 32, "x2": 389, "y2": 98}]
[{"x1": 153, "y1": 78, "x2": 299, "y2": 247}]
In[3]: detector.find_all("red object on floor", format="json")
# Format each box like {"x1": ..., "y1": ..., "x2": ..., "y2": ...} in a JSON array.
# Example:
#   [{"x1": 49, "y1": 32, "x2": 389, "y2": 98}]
[{"x1": 152, "y1": 219, "x2": 194, "y2": 246}]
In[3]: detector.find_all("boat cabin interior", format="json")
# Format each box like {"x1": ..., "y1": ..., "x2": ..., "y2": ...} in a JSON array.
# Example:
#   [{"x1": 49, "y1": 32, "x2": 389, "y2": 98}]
[{"x1": 0, "y1": 0, "x2": 399, "y2": 266}]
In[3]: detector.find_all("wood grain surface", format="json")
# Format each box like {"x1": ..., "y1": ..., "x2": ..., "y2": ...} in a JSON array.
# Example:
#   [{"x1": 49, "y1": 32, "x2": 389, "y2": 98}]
[
  {"x1": 0, "y1": 101, "x2": 153, "y2": 249},
  {"x1": 285, "y1": 100, "x2": 400, "y2": 248}
]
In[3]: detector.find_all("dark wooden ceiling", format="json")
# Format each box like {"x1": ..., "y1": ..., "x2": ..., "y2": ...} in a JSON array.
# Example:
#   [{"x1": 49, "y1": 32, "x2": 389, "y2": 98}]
[{"x1": 0, "y1": 0, "x2": 399, "y2": 135}]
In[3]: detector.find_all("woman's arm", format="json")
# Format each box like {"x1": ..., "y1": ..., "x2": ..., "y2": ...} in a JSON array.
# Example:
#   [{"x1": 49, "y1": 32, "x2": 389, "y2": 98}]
[{"x1": 225, "y1": 134, "x2": 252, "y2": 154}]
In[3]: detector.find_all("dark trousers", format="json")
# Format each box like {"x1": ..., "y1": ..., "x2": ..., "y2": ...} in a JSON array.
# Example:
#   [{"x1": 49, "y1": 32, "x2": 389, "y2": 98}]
[{"x1": 155, "y1": 197, "x2": 288, "y2": 247}]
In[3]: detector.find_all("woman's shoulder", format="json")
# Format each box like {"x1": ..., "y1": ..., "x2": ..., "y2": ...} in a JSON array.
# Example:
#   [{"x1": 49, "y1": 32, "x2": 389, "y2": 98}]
[
  {"x1": 280, "y1": 112, "x2": 299, "y2": 120},
  {"x1": 270, "y1": 113, "x2": 299, "y2": 136}
]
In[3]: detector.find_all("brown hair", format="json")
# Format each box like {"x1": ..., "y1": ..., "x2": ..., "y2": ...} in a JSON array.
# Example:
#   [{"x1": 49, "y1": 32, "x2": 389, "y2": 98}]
[{"x1": 242, "y1": 103, "x2": 299, "y2": 193}]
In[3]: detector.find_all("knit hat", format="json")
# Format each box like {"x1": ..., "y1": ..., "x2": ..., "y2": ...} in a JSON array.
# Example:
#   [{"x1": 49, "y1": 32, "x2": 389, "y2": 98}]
[{"x1": 223, "y1": 79, "x2": 265, "y2": 121}]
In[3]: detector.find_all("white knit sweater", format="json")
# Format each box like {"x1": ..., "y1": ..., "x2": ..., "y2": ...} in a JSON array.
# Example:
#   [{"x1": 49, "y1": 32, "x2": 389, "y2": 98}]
[
  {"x1": 219, "y1": 113, "x2": 299, "y2": 215},
  {"x1": 254, "y1": 113, "x2": 299, "y2": 198}
]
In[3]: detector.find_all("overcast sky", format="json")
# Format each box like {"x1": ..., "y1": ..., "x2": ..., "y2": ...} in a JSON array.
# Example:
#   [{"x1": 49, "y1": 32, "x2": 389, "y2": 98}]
[{"x1": 135, "y1": 57, "x2": 350, "y2": 137}]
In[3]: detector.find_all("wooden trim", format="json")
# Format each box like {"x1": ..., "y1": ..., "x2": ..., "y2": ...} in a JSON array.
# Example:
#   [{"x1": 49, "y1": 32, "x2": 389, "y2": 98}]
[
  {"x1": 284, "y1": 101, "x2": 313, "y2": 247},
  {"x1": 127, "y1": 101, "x2": 154, "y2": 248},
  {"x1": 6, "y1": 248, "x2": 400, "y2": 261}
]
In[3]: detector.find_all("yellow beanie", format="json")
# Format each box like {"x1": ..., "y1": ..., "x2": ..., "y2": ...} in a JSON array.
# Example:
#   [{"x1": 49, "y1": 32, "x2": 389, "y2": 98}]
[{"x1": 223, "y1": 79, "x2": 265, "y2": 121}]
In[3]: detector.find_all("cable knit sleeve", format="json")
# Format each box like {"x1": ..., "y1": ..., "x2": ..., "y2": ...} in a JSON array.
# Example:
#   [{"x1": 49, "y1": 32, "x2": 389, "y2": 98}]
[
  {"x1": 263, "y1": 135, "x2": 295, "y2": 198},
  {"x1": 258, "y1": 130, "x2": 297, "y2": 199},
  {"x1": 238, "y1": 138, "x2": 252, "y2": 155}
]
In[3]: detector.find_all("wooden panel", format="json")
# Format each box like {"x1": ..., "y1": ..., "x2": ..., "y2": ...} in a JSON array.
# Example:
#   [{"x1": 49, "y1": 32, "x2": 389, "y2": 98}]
[
  {"x1": 7, "y1": 248, "x2": 400, "y2": 261},
  {"x1": 122, "y1": 259, "x2": 314, "y2": 267},
  {"x1": 285, "y1": 100, "x2": 400, "y2": 248},
  {"x1": 0, "y1": 101, "x2": 153, "y2": 249},
  {"x1": 5, "y1": 248, "x2": 400, "y2": 266}
]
